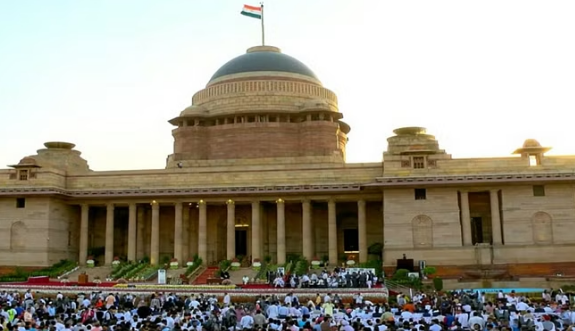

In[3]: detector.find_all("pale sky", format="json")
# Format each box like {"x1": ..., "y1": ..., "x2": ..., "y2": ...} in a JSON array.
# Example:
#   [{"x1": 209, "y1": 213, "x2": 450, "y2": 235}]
[{"x1": 1, "y1": 1, "x2": 574, "y2": 171}]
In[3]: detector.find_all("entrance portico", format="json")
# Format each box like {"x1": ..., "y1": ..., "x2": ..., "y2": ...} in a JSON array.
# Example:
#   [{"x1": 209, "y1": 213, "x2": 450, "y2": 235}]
[{"x1": 77, "y1": 197, "x2": 376, "y2": 266}]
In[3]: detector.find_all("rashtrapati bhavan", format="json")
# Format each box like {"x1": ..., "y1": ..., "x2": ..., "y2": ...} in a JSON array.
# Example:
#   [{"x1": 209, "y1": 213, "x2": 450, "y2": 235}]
[{"x1": 2, "y1": 45, "x2": 575, "y2": 279}]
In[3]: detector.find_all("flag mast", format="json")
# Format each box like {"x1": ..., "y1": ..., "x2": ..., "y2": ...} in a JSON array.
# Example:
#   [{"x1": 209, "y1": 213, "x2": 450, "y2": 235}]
[{"x1": 260, "y1": 2, "x2": 265, "y2": 45}]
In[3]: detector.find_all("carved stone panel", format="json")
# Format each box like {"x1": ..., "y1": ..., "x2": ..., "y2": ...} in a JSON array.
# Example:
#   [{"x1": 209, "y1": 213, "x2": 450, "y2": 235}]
[
  {"x1": 412, "y1": 215, "x2": 433, "y2": 248},
  {"x1": 532, "y1": 211, "x2": 553, "y2": 244},
  {"x1": 10, "y1": 221, "x2": 27, "y2": 250}
]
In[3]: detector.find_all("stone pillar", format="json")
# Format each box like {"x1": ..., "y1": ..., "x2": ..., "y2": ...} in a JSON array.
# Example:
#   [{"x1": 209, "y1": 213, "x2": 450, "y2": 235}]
[
  {"x1": 490, "y1": 189, "x2": 503, "y2": 245},
  {"x1": 302, "y1": 199, "x2": 313, "y2": 260},
  {"x1": 460, "y1": 191, "x2": 473, "y2": 246},
  {"x1": 79, "y1": 204, "x2": 89, "y2": 265},
  {"x1": 381, "y1": 195, "x2": 385, "y2": 256},
  {"x1": 174, "y1": 202, "x2": 183, "y2": 262},
  {"x1": 251, "y1": 201, "x2": 261, "y2": 261},
  {"x1": 189, "y1": 206, "x2": 198, "y2": 258},
  {"x1": 127, "y1": 203, "x2": 137, "y2": 262},
  {"x1": 104, "y1": 203, "x2": 115, "y2": 265},
  {"x1": 226, "y1": 200, "x2": 236, "y2": 260},
  {"x1": 276, "y1": 199, "x2": 286, "y2": 265},
  {"x1": 198, "y1": 200, "x2": 207, "y2": 262},
  {"x1": 182, "y1": 205, "x2": 190, "y2": 262},
  {"x1": 150, "y1": 202, "x2": 160, "y2": 265},
  {"x1": 358, "y1": 200, "x2": 367, "y2": 263},
  {"x1": 136, "y1": 206, "x2": 145, "y2": 260},
  {"x1": 327, "y1": 200, "x2": 337, "y2": 265}
]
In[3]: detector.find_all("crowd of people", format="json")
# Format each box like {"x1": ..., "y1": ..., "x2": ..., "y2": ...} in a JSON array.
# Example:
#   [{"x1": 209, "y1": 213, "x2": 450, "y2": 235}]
[
  {"x1": 0, "y1": 286, "x2": 573, "y2": 331},
  {"x1": 266, "y1": 268, "x2": 379, "y2": 289}
]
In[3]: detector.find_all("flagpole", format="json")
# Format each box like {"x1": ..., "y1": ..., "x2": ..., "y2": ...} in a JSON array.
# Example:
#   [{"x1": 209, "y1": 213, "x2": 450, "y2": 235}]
[{"x1": 260, "y1": 2, "x2": 265, "y2": 45}]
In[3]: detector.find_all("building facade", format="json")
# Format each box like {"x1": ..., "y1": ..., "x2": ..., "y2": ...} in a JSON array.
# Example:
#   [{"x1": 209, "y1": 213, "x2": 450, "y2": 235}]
[{"x1": 2, "y1": 46, "x2": 575, "y2": 275}]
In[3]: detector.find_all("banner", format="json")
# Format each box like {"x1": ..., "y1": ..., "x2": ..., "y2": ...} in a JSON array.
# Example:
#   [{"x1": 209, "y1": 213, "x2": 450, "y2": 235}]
[{"x1": 157, "y1": 269, "x2": 167, "y2": 284}]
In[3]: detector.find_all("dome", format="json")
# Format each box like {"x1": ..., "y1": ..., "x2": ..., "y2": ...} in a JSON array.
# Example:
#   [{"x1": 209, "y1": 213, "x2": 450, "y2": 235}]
[
  {"x1": 523, "y1": 139, "x2": 542, "y2": 148},
  {"x1": 209, "y1": 46, "x2": 320, "y2": 83}
]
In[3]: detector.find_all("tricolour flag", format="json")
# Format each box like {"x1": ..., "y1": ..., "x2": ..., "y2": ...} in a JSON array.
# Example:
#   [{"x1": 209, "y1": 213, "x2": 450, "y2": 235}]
[{"x1": 240, "y1": 4, "x2": 262, "y2": 19}]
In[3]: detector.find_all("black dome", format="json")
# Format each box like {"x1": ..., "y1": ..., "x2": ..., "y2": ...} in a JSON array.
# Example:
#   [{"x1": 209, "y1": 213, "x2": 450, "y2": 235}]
[{"x1": 209, "y1": 46, "x2": 319, "y2": 83}]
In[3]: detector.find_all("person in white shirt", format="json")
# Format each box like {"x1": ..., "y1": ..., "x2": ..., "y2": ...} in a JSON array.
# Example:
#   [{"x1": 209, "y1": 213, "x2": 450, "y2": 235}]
[
  {"x1": 223, "y1": 293, "x2": 231, "y2": 306},
  {"x1": 468, "y1": 312, "x2": 485, "y2": 330},
  {"x1": 240, "y1": 312, "x2": 254, "y2": 330}
]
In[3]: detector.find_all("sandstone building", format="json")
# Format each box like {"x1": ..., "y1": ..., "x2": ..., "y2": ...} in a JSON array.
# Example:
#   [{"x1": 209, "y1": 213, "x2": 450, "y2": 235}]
[{"x1": 1, "y1": 45, "x2": 574, "y2": 277}]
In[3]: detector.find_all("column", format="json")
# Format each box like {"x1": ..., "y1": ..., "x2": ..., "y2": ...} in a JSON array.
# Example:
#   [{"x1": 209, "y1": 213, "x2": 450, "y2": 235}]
[
  {"x1": 79, "y1": 204, "x2": 89, "y2": 265},
  {"x1": 490, "y1": 189, "x2": 503, "y2": 245},
  {"x1": 460, "y1": 191, "x2": 472, "y2": 246},
  {"x1": 182, "y1": 205, "x2": 190, "y2": 262},
  {"x1": 174, "y1": 202, "x2": 183, "y2": 262},
  {"x1": 189, "y1": 206, "x2": 198, "y2": 258},
  {"x1": 226, "y1": 200, "x2": 236, "y2": 260},
  {"x1": 381, "y1": 195, "x2": 385, "y2": 257},
  {"x1": 358, "y1": 200, "x2": 367, "y2": 263},
  {"x1": 276, "y1": 199, "x2": 286, "y2": 265},
  {"x1": 251, "y1": 200, "x2": 261, "y2": 260},
  {"x1": 327, "y1": 200, "x2": 337, "y2": 265},
  {"x1": 198, "y1": 200, "x2": 207, "y2": 262},
  {"x1": 150, "y1": 202, "x2": 160, "y2": 265},
  {"x1": 104, "y1": 203, "x2": 115, "y2": 265},
  {"x1": 302, "y1": 199, "x2": 313, "y2": 260},
  {"x1": 127, "y1": 203, "x2": 137, "y2": 262},
  {"x1": 136, "y1": 206, "x2": 145, "y2": 260}
]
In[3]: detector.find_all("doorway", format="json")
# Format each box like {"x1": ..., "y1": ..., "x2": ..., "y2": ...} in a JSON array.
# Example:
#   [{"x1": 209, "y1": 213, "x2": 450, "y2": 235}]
[
  {"x1": 344, "y1": 229, "x2": 359, "y2": 252},
  {"x1": 235, "y1": 229, "x2": 247, "y2": 256}
]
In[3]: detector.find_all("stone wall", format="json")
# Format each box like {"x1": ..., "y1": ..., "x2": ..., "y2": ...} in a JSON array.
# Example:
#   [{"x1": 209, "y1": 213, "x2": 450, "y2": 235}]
[
  {"x1": 383, "y1": 187, "x2": 462, "y2": 249},
  {"x1": 0, "y1": 197, "x2": 79, "y2": 267},
  {"x1": 501, "y1": 184, "x2": 575, "y2": 245},
  {"x1": 47, "y1": 199, "x2": 79, "y2": 264}
]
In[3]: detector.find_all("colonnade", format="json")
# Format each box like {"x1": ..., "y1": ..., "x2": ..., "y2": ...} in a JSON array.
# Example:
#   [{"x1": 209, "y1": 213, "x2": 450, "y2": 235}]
[{"x1": 78, "y1": 199, "x2": 369, "y2": 266}]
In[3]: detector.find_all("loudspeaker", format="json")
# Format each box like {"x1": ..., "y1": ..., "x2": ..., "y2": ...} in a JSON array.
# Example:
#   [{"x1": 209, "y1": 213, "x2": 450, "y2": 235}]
[{"x1": 396, "y1": 258, "x2": 414, "y2": 271}]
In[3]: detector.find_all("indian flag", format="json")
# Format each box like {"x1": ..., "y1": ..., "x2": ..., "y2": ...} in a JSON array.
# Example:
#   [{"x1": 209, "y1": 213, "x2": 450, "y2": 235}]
[{"x1": 240, "y1": 4, "x2": 262, "y2": 19}]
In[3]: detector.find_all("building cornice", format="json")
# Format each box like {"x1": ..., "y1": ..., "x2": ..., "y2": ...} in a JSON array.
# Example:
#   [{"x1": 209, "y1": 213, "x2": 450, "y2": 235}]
[
  {"x1": 372, "y1": 172, "x2": 575, "y2": 187},
  {"x1": 0, "y1": 184, "x2": 362, "y2": 198}
]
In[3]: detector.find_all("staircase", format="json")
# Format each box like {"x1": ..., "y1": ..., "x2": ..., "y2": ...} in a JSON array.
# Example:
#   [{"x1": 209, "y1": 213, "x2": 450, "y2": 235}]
[
  {"x1": 192, "y1": 266, "x2": 219, "y2": 285},
  {"x1": 65, "y1": 266, "x2": 113, "y2": 282},
  {"x1": 228, "y1": 267, "x2": 258, "y2": 285}
]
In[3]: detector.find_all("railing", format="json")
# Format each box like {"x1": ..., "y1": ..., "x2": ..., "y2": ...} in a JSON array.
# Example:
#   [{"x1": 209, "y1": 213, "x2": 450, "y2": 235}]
[
  {"x1": 383, "y1": 279, "x2": 413, "y2": 293},
  {"x1": 187, "y1": 265, "x2": 206, "y2": 283}
]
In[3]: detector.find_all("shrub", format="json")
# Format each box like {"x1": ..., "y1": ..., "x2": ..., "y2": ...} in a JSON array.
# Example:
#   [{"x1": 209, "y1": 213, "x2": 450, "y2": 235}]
[{"x1": 433, "y1": 277, "x2": 444, "y2": 291}]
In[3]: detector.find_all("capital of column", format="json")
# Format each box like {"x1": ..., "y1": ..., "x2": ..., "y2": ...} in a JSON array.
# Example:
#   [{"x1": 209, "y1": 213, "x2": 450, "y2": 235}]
[
  {"x1": 226, "y1": 199, "x2": 235, "y2": 205},
  {"x1": 276, "y1": 198, "x2": 285, "y2": 204},
  {"x1": 106, "y1": 203, "x2": 115, "y2": 210},
  {"x1": 490, "y1": 189, "x2": 499, "y2": 194},
  {"x1": 197, "y1": 199, "x2": 206, "y2": 206},
  {"x1": 150, "y1": 200, "x2": 159, "y2": 210}
]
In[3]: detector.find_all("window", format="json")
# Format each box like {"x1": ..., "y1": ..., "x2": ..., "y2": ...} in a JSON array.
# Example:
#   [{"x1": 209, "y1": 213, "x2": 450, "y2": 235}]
[
  {"x1": 529, "y1": 155, "x2": 541, "y2": 166},
  {"x1": 19, "y1": 170, "x2": 28, "y2": 181},
  {"x1": 412, "y1": 157, "x2": 425, "y2": 169},
  {"x1": 415, "y1": 188, "x2": 427, "y2": 200},
  {"x1": 533, "y1": 185, "x2": 545, "y2": 197},
  {"x1": 16, "y1": 198, "x2": 26, "y2": 208}
]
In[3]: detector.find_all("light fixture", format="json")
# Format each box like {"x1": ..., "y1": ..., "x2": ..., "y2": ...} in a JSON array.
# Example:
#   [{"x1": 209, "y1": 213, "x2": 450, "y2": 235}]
[
  {"x1": 226, "y1": 199, "x2": 234, "y2": 205},
  {"x1": 276, "y1": 198, "x2": 284, "y2": 203}
]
